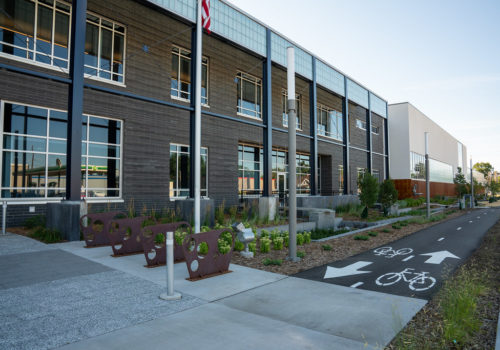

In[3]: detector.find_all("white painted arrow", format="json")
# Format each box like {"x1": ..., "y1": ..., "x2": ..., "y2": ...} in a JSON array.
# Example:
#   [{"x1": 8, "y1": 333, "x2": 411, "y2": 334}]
[
  {"x1": 323, "y1": 261, "x2": 372, "y2": 279},
  {"x1": 420, "y1": 251, "x2": 460, "y2": 264}
]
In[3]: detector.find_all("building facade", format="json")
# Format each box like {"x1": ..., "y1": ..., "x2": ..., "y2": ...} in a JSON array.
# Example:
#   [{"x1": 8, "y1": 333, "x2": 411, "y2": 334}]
[
  {"x1": 388, "y1": 102, "x2": 467, "y2": 199},
  {"x1": 0, "y1": 0, "x2": 389, "y2": 226}
]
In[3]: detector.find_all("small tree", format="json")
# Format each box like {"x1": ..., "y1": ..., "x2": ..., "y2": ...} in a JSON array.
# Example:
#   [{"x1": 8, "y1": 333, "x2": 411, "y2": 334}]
[
  {"x1": 490, "y1": 180, "x2": 500, "y2": 198},
  {"x1": 453, "y1": 167, "x2": 468, "y2": 198},
  {"x1": 379, "y1": 179, "x2": 399, "y2": 216},
  {"x1": 358, "y1": 171, "x2": 379, "y2": 218}
]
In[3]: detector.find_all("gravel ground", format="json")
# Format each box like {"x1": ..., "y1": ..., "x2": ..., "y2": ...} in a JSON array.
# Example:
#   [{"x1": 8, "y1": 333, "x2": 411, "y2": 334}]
[
  {"x1": 386, "y1": 214, "x2": 500, "y2": 349},
  {"x1": 231, "y1": 210, "x2": 465, "y2": 275}
]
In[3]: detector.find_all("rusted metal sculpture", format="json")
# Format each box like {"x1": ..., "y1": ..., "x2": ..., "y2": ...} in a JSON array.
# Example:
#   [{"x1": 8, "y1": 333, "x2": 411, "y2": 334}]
[
  {"x1": 182, "y1": 229, "x2": 235, "y2": 280},
  {"x1": 80, "y1": 211, "x2": 126, "y2": 247},
  {"x1": 140, "y1": 222, "x2": 191, "y2": 267},
  {"x1": 107, "y1": 216, "x2": 152, "y2": 256}
]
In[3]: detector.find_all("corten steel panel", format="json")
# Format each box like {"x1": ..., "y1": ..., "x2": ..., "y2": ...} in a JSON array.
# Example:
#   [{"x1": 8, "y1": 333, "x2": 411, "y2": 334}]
[
  {"x1": 393, "y1": 179, "x2": 457, "y2": 200},
  {"x1": 348, "y1": 102, "x2": 368, "y2": 149},
  {"x1": 80, "y1": 212, "x2": 127, "y2": 247}
]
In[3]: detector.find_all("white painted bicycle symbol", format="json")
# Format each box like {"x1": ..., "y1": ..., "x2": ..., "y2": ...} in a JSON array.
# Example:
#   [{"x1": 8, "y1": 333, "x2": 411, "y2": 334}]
[
  {"x1": 375, "y1": 268, "x2": 436, "y2": 291},
  {"x1": 373, "y1": 246, "x2": 413, "y2": 258}
]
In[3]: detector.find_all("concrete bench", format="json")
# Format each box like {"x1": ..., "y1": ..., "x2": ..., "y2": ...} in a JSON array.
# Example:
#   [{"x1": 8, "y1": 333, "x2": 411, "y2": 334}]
[{"x1": 297, "y1": 207, "x2": 342, "y2": 230}]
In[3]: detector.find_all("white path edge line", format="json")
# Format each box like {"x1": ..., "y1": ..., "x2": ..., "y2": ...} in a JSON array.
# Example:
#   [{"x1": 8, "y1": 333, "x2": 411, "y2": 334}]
[
  {"x1": 402, "y1": 255, "x2": 414, "y2": 262},
  {"x1": 438, "y1": 237, "x2": 445, "y2": 241},
  {"x1": 469, "y1": 221, "x2": 473, "y2": 223},
  {"x1": 457, "y1": 227, "x2": 462, "y2": 231},
  {"x1": 477, "y1": 216, "x2": 481, "y2": 219},
  {"x1": 350, "y1": 282, "x2": 364, "y2": 288}
]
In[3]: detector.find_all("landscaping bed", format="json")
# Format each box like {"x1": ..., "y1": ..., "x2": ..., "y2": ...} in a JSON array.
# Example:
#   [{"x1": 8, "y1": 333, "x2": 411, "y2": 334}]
[
  {"x1": 231, "y1": 209, "x2": 465, "y2": 275},
  {"x1": 386, "y1": 215, "x2": 500, "y2": 350}
]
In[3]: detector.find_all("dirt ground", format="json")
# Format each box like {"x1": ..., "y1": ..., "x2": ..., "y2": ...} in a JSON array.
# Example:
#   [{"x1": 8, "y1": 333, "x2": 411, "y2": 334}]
[{"x1": 231, "y1": 210, "x2": 465, "y2": 275}]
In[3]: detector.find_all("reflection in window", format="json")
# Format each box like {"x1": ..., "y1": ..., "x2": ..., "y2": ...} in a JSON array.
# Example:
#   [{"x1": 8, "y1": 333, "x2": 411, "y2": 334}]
[
  {"x1": 84, "y1": 13, "x2": 125, "y2": 83},
  {"x1": 1, "y1": 102, "x2": 122, "y2": 199},
  {"x1": 170, "y1": 47, "x2": 208, "y2": 105},
  {"x1": 317, "y1": 104, "x2": 342, "y2": 141},
  {"x1": 0, "y1": 0, "x2": 70, "y2": 69},
  {"x1": 169, "y1": 144, "x2": 207, "y2": 198},
  {"x1": 238, "y1": 144, "x2": 263, "y2": 197},
  {"x1": 236, "y1": 72, "x2": 261, "y2": 119},
  {"x1": 282, "y1": 90, "x2": 301, "y2": 130}
]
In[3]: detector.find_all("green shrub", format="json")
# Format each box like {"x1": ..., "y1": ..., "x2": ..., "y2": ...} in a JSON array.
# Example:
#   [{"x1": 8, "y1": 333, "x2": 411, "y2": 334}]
[
  {"x1": 353, "y1": 235, "x2": 369, "y2": 241},
  {"x1": 199, "y1": 242, "x2": 209, "y2": 255},
  {"x1": 234, "y1": 239, "x2": 245, "y2": 252},
  {"x1": 31, "y1": 227, "x2": 62, "y2": 243},
  {"x1": 404, "y1": 197, "x2": 426, "y2": 207},
  {"x1": 322, "y1": 244, "x2": 332, "y2": 251},
  {"x1": 399, "y1": 221, "x2": 408, "y2": 227},
  {"x1": 174, "y1": 230, "x2": 188, "y2": 245},
  {"x1": 24, "y1": 215, "x2": 46, "y2": 229},
  {"x1": 154, "y1": 233, "x2": 165, "y2": 244},
  {"x1": 296, "y1": 251, "x2": 306, "y2": 258},
  {"x1": 283, "y1": 235, "x2": 289, "y2": 248},
  {"x1": 201, "y1": 226, "x2": 211, "y2": 232},
  {"x1": 368, "y1": 231, "x2": 378, "y2": 237},
  {"x1": 217, "y1": 238, "x2": 231, "y2": 254},
  {"x1": 260, "y1": 229, "x2": 270, "y2": 239},
  {"x1": 381, "y1": 228, "x2": 391, "y2": 233},
  {"x1": 296, "y1": 233, "x2": 305, "y2": 245},
  {"x1": 220, "y1": 231, "x2": 233, "y2": 246},
  {"x1": 310, "y1": 227, "x2": 350, "y2": 240},
  {"x1": 392, "y1": 224, "x2": 401, "y2": 229},
  {"x1": 379, "y1": 179, "x2": 399, "y2": 215},
  {"x1": 215, "y1": 201, "x2": 225, "y2": 225},
  {"x1": 358, "y1": 171, "x2": 379, "y2": 217},
  {"x1": 141, "y1": 218, "x2": 156, "y2": 227},
  {"x1": 260, "y1": 237, "x2": 271, "y2": 253},
  {"x1": 270, "y1": 229, "x2": 280, "y2": 240},
  {"x1": 262, "y1": 258, "x2": 282, "y2": 266},
  {"x1": 248, "y1": 242, "x2": 256, "y2": 254},
  {"x1": 272, "y1": 236, "x2": 284, "y2": 250},
  {"x1": 303, "y1": 232, "x2": 311, "y2": 244},
  {"x1": 228, "y1": 205, "x2": 237, "y2": 221}
]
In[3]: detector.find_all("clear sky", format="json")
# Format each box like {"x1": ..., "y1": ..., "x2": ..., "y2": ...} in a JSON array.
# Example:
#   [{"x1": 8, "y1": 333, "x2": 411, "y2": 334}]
[{"x1": 229, "y1": 0, "x2": 500, "y2": 171}]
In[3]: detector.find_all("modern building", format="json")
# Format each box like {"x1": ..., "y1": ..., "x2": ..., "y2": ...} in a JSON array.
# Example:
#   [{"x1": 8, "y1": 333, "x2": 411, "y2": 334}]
[
  {"x1": 388, "y1": 102, "x2": 467, "y2": 199},
  {"x1": 0, "y1": 0, "x2": 389, "y2": 229}
]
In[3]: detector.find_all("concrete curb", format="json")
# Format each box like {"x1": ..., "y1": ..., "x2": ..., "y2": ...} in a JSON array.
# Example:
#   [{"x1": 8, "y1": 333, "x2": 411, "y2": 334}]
[{"x1": 496, "y1": 311, "x2": 500, "y2": 350}]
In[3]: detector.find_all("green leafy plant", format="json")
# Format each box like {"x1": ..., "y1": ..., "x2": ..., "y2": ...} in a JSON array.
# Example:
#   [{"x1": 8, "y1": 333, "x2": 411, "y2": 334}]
[
  {"x1": 322, "y1": 244, "x2": 332, "y2": 251},
  {"x1": 296, "y1": 233, "x2": 305, "y2": 245},
  {"x1": 381, "y1": 228, "x2": 391, "y2": 233},
  {"x1": 154, "y1": 233, "x2": 165, "y2": 244},
  {"x1": 379, "y1": 179, "x2": 399, "y2": 215},
  {"x1": 215, "y1": 200, "x2": 225, "y2": 226},
  {"x1": 272, "y1": 236, "x2": 284, "y2": 250},
  {"x1": 228, "y1": 205, "x2": 237, "y2": 221},
  {"x1": 358, "y1": 171, "x2": 380, "y2": 218},
  {"x1": 31, "y1": 227, "x2": 63, "y2": 243},
  {"x1": 310, "y1": 227, "x2": 350, "y2": 240},
  {"x1": 201, "y1": 226, "x2": 211, "y2": 232},
  {"x1": 296, "y1": 251, "x2": 306, "y2": 258},
  {"x1": 24, "y1": 215, "x2": 46, "y2": 230},
  {"x1": 234, "y1": 239, "x2": 245, "y2": 252},
  {"x1": 392, "y1": 224, "x2": 401, "y2": 230},
  {"x1": 283, "y1": 235, "x2": 289, "y2": 248},
  {"x1": 199, "y1": 241, "x2": 209, "y2": 255},
  {"x1": 303, "y1": 232, "x2": 311, "y2": 244},
  {"x1": 262, "y1": 258, "x2": 282, "y2": 266},
  {"x1": 260, "y1": 237, "x2": 271, "y2": 253},
  {"x1": 174, "y1": 230, "x2": 187, "y2": 245},
  {"x1": 217, "y1": 238, "x2": 231, "y2": 254},
  {"x1": 248, "y1": 242, "x2": 256, "y2": 254},
  {"x1": 353, "y1": 235, "x2": 369, "y2": 241},
  {"x1": 368, "y1": 231, "x2": 378, "y2": 237},
  {"x1": 260, "y1": 229, "x2": 270, "y2": 239}
]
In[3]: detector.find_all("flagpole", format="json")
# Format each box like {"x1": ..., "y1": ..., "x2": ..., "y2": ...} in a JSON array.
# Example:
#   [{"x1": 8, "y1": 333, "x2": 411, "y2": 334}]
[{"x1": 194, "y1": 0, "x2": 202, "y2": 234}]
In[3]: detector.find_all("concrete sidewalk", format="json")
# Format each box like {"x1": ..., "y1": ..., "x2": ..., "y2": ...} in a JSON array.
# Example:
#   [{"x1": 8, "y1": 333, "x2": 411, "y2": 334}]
[{"x1": 1, "y1": 233, "x2": 426, "y2": 350}]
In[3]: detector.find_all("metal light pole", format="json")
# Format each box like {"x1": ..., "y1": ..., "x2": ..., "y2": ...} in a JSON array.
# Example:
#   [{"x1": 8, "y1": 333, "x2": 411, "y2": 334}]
[
  {"x1": 159, "y1": 231, "x2": 181, "y2": 300},
  {"x1": 193, "y1": 0, "x2": 202, "y2": 234},
  {"x1": 425, "y1": 132, "x2": 430, "y2": 219},
  {"x1": 287, "y1": 47, "x2": 299, "y2": 262},
  {"x1": 470, "y1": 158, "x2": 474, "y2": 208}
]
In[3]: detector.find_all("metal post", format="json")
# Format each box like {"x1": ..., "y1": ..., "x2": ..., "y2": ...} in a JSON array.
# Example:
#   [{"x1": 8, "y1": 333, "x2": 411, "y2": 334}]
[
  {"x1": 367, "y1": 93, "x2": 372, "y2": 173},
  {"x1": 66, "y1": 0, "x2": 86, "y2": 201},
  {"x1": 343, "y1": 80, "x2": 350, "y2": 194},
  {"x1": 287, "y1": 47, "x2": 299, "y2": 262},
  {"x1": 194, "y1": 0, "x2": 202, "y2": 234},
  {"x1": 189, "y1": 27, "x2": 197, "y2": 198},
  {"x1": 470, "y1": 158, "x2": 474, "y2": 208},
  {"x1": 262, "y1": 28, "x2": 273, "y2": 197},
  {"x1": 160, "y1": 231, "x2": 181, "y2": 300},
  {"x1": 385, "y1": 103, "x2": 390, "y2": 180},
  {"x1": 2, "y1": 201, "x2": 6, "y2": 235},
  {"x1": 309, "y1": 57, "x2": 318, "y2": 195},
  {"x1": 425, "y1": 132, "x2": 430, "y2": 218}
]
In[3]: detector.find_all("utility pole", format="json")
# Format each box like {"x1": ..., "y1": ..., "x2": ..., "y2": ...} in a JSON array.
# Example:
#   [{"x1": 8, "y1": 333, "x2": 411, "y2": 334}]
[
  {"x1": 193, "y1": 0, "x2": 202, "y2": 234},
  {"x1": 287, "y1": 47, "x2": 299, "y2": 262},
  {"x1": 470, "y1": 158, "x2": 474, "y2": 208},
  {"x1": 425, "y1": 132, "x2": 430, "y2": 219}
]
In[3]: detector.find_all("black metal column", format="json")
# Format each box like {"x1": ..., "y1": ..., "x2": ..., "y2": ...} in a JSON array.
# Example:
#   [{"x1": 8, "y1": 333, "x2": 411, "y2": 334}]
[
  {"x1": 262, "y1": 28, "x2": 273, "y2": 197},
  {"x1": 367, "y1": 93, "x2": 372, "y2": 173},
  {"x1": 66, "y1": 0, "x2": 86, "y2": 201},
  {"x1": 385, "y1": 103, "x2": 390, "y2": 179},
  {"x1": 189, "y1": 27, "x2": 197, "y2": 197},
  {"x1": 309, "y1": 57, "x2": 318, "y2": 195},
  {"x1": 343, "y1": 79, "x2": 350, "y2": 194}
]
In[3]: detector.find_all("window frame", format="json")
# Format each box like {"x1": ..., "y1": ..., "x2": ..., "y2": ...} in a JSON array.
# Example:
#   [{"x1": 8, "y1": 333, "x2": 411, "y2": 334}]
[
  {"x1": 0, "y1": 100, "x2": 123, "y2": 201},
  {"x1": 170, "y1": 45, "x2": 209, "y2": 106},
  {"x1": 0, "y1": 0, "x2": 72, "y2": 71},
  {"x1": 169, "y1": 143, "x2": 208, "y2": 199},
  {"x1": 317, "y1": 103, "x2": 343, "y2": 141},
  {"x1": 236, "y1": 71, "x2": 262, "y2": 120},
  {"x1": 356, "y1": 119, "x2": 380, "y2": 135},
  {"x1": 282, "y1": 89, "x2": 302, "y2": 130},
  {"x1": 238, "y1": 143, "x2": 263, "y2": 198}
]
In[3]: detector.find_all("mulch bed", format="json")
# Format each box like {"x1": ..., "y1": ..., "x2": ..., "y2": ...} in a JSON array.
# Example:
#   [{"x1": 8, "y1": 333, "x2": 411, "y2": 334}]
[
  {"x1": 386, "y1": 213, "x2": 500, "y2": 349},
  {"x1": 231, "y1": 210, "x2": 465, "y2": 275}
]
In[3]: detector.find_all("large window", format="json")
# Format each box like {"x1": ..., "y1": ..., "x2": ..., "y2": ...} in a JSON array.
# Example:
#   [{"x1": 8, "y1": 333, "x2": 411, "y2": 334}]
[
  {"x1": 238, "y1": 144, "x2": 262, "y2": 197},
  {"x1": 410, "y1": 151, "x2": 453, "y2": 183},
  {"x1": 271, "y1": 149, "x2": 311, "y2": 195},
  {"x1": 85, "y1": 12, "x2": 125, "y2": 83},
  {"x1": 410, "y1": 151, "x2": 426, "y2": 180},
  {"x1": 0, "y1": 0, "x2": 71, "y2": 69},
  {"x1": 1, "y1": 102, "x2": 122, "y2": 199},
  {"x1": 317, "y1": 104, "x2": 342, "y2": 140},
  {"x1": 356, "y1": 119, "x2": 379, "y2": 134},
  {"x1": 171, "y1": 46, "x2": 208, "y2": 105},
  {"x1": 236, "y1": 72, "x2": 261, "y2": 119},
  {"x1": 282, "y1": 90, "x2": 301, "y2": 129},
  {"x1": 296, "y1": 153, "x2": 310, "y2": 194},
  {"x1": 169, "y1": 144, "x2": 207, "y2": 198}
]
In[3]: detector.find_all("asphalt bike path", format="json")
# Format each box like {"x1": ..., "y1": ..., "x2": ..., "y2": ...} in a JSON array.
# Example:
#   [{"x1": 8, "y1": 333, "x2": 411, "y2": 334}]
[{"x1": 294, "y1": 208, "x2": 500, "y2": 300}]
